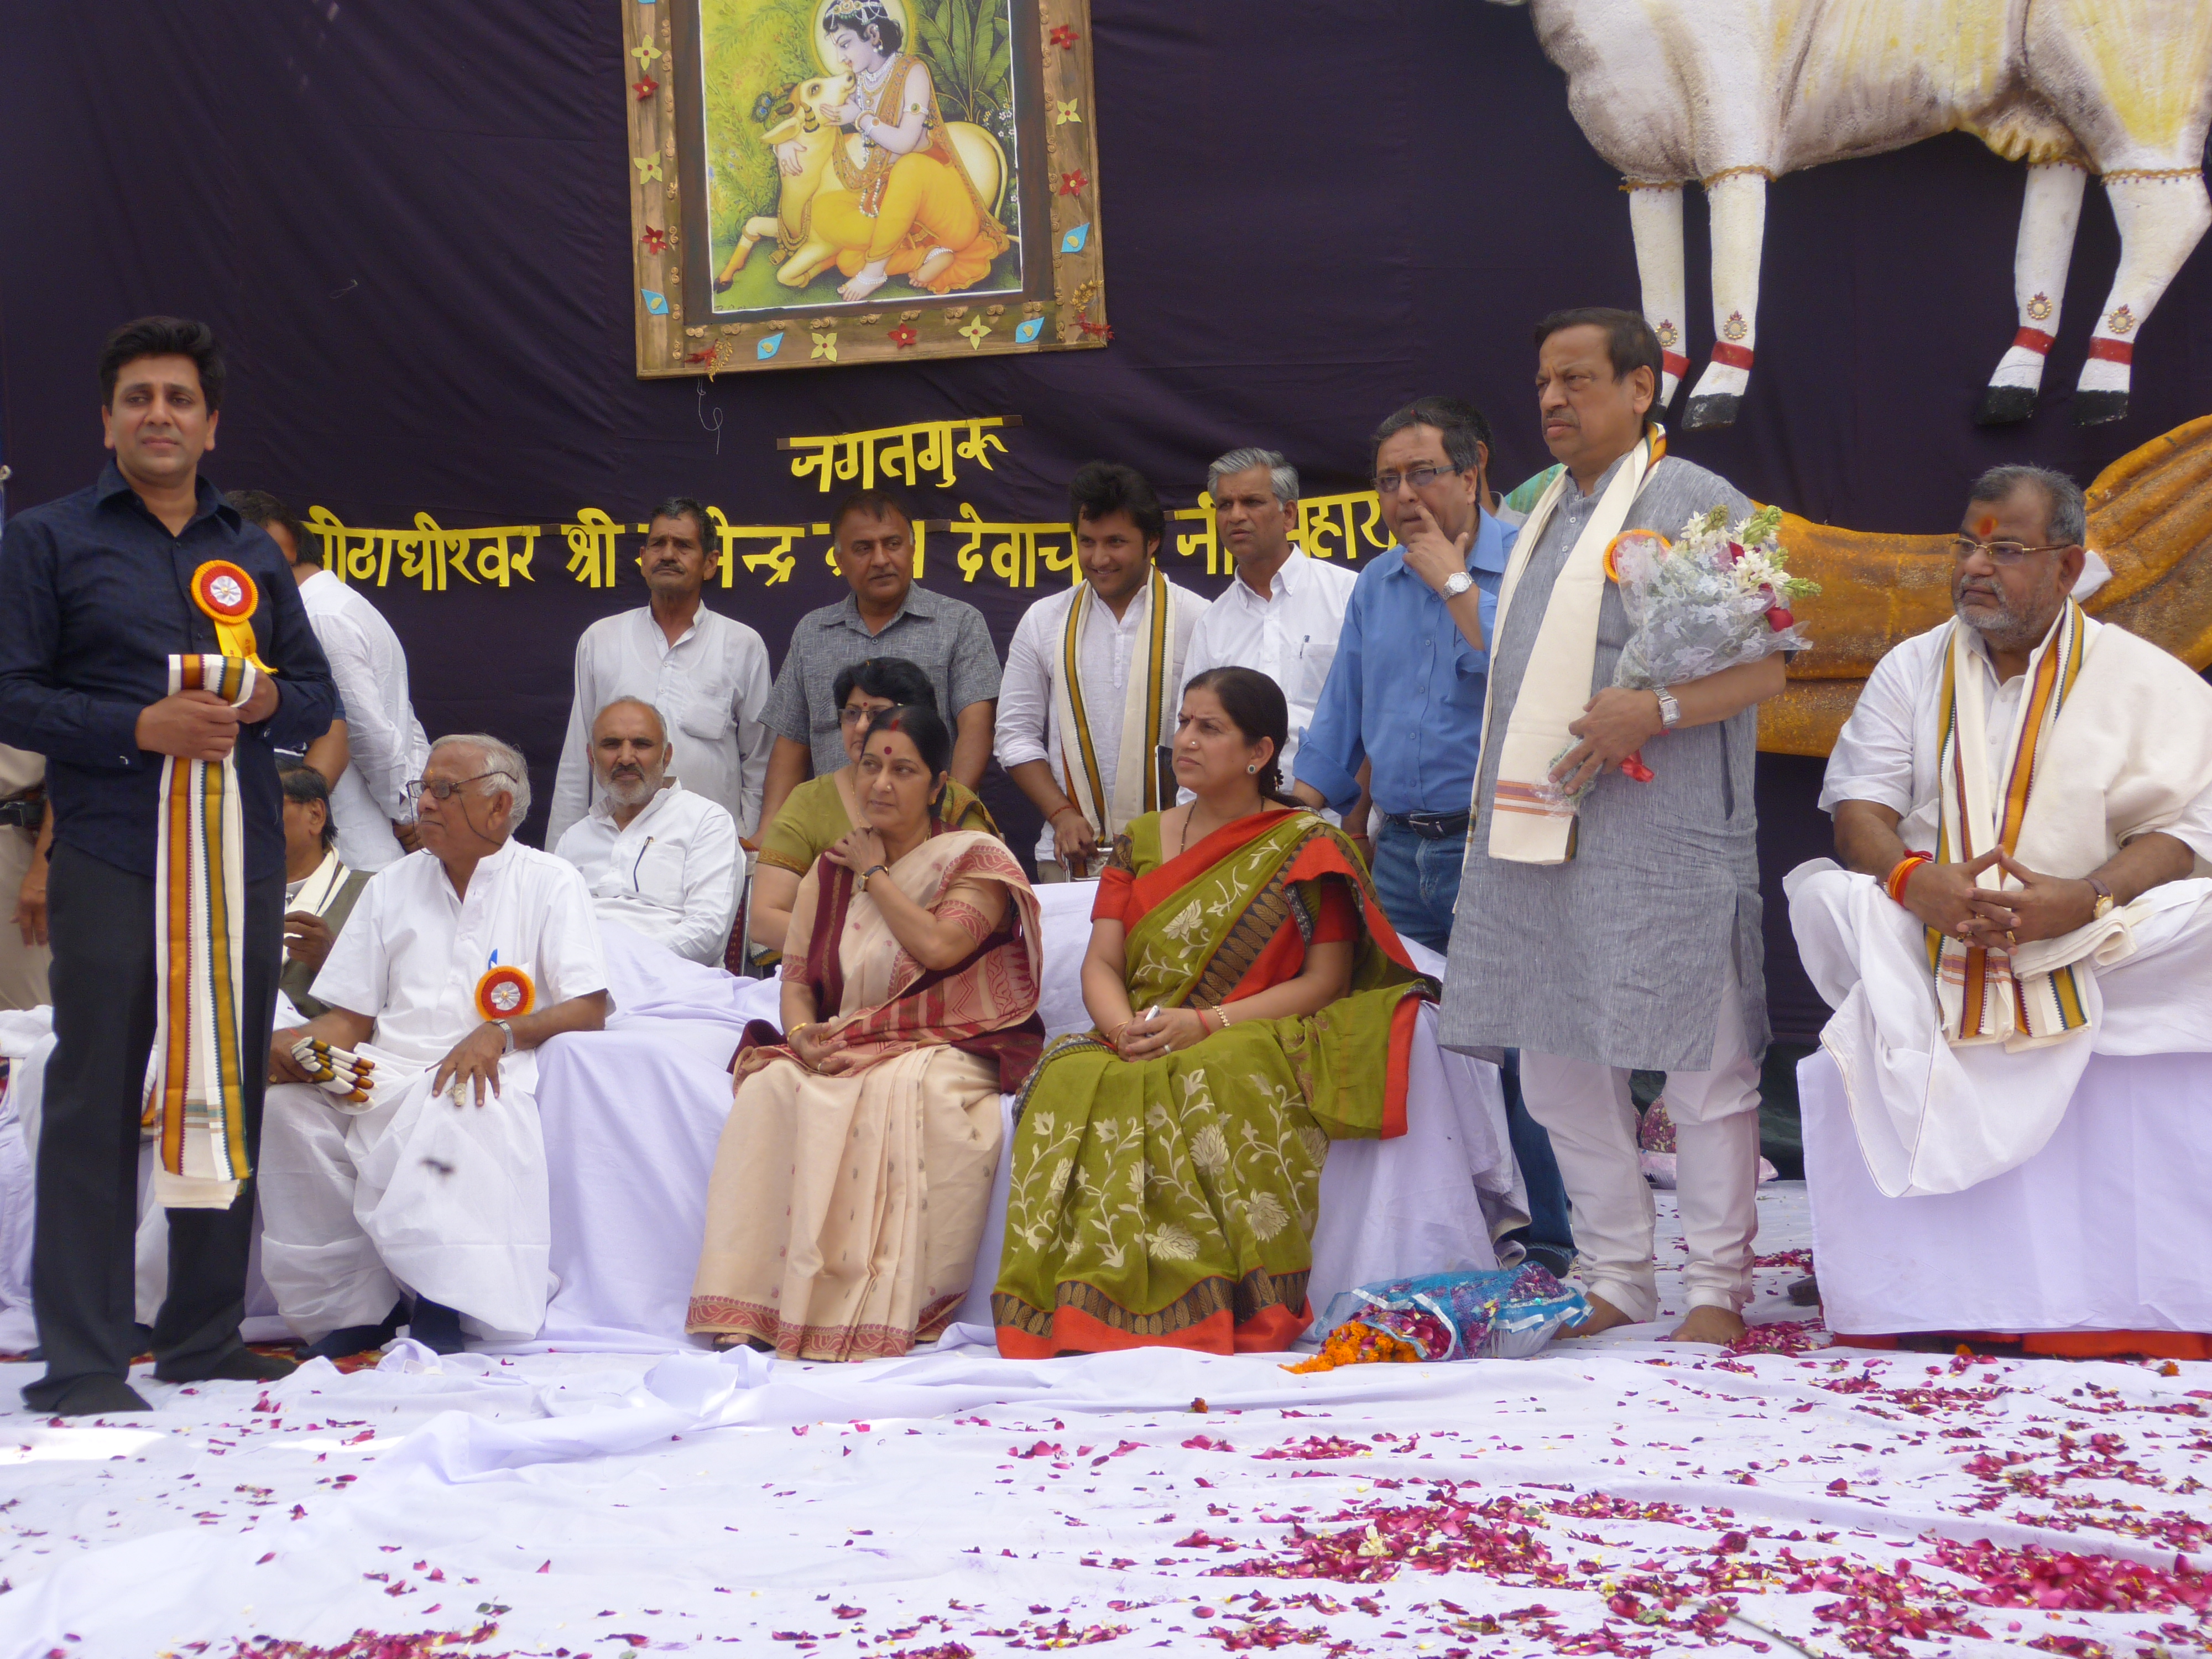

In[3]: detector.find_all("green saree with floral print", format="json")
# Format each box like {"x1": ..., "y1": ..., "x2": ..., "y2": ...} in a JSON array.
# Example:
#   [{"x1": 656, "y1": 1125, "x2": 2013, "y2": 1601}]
[{"x1": 992, "y1": 806, "x2": 1433, "y2": 1357}]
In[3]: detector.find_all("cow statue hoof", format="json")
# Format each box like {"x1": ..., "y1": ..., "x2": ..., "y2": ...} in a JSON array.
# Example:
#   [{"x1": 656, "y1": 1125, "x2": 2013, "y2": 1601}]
[
  {"x1": 1974, "y1": 384, "x2": 2039, "y2": 426},
  {"x1": 1683, "y1": 392, "x2": 1742, "y2": 431},
  {"x1": 714, "y1": 275, "x2": 734, "y2": 294},
  {"x1": 2073, "y1": 389, "x2": 2130, "y2": 427}
]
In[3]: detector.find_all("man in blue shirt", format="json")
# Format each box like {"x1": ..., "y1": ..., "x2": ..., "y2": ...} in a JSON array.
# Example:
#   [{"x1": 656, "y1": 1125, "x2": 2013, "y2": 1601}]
[
  {"x1": 1292, "y1": 395, "x2": 1572, "y2": 1276},
  {"x1": 0, "y1": 318, "x2": 337, "y2": 1413}
]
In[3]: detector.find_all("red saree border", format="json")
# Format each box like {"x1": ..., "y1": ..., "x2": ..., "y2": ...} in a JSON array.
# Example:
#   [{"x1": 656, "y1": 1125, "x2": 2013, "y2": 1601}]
[
  {"x1": 993, "y1": 1298, "x2": 1313, "y2": 1359},
  {"x1": 1124, "y1": 807, "x2": 1422, "y2": 987},
  {"x1": 1832, "y1": 1328, "x2": 2212, "y2": 1362}
]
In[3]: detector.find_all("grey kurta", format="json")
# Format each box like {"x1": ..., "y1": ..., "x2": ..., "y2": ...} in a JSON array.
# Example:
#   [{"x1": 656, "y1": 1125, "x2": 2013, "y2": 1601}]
[{"x1": 1438, "y1": 451, "x2": 1770, "y2": 1071}]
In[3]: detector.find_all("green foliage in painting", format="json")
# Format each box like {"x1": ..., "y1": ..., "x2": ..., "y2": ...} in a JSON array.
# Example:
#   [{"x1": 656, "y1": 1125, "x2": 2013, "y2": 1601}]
[
  {"x1": 700, "y1": 0, "x2": 820, "y2": 254},
  {"x1": 915, "y1": 0, "x2": 1012, "y2": 127}
]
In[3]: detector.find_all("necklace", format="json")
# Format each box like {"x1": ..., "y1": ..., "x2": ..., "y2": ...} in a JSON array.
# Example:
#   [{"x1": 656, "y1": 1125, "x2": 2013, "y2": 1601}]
[
  {"x1": 1178, "y1": 793, "x2": 1261, "y2": 855},
  {"x1": 857, "y1": 55, "x2": 895, "y2": 91}
]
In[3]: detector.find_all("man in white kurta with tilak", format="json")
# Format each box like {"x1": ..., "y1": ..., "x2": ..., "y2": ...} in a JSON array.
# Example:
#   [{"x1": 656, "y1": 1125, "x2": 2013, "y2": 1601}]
[
  {"x1": 259, "y1": 734, "x2": 609, "y2": 1359},
  {"x1": 1789, "y1": 465, "x2": 2212, "y2": 1200}
]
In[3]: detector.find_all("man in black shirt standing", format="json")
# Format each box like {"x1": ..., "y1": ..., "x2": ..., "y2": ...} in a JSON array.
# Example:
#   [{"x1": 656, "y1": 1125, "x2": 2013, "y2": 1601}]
[{"x1": 0, "y1": 318, "x2": 338, "y2": 1413}]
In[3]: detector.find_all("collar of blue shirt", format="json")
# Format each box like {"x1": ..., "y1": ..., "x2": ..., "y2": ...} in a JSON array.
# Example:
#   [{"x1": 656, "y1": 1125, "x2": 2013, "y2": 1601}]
[{"x1": 95, "y1": 461, "x2": 238, "y2": 535}]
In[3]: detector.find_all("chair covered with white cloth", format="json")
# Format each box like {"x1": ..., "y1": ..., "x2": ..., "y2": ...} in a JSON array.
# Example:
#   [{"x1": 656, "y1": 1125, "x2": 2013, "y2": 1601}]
[{"x1": 520, "y1": 885, "x2": 1527, "y2": 1353}]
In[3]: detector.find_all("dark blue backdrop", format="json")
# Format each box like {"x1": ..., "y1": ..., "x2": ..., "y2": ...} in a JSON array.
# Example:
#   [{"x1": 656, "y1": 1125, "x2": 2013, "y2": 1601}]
[{"x1": 7, "y1": 2, "x2": 2211, "y2": 1038}]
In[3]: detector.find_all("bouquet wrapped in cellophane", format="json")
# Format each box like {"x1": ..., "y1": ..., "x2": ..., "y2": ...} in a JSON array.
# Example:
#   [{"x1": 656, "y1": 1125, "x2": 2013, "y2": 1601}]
[
  {"x1": 1284, "y1": 1263, "x2": 1587, "y2": 1371},
  {"x1": 1550, "y1": 503, "x2": 1817, "y2": 800}
]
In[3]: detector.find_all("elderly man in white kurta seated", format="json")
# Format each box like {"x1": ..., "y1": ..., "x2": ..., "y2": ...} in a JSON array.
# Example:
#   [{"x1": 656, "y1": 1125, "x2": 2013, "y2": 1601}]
[
  {"x1": 260, "y1": 734, "x2": 610, "y2": 1360},
  {"x1": 552, "y1": 697, "x2": 739, "y2": 966},
  {"x1": 1788, "y1": 464, "x2": 2212, "y2": 1202}
]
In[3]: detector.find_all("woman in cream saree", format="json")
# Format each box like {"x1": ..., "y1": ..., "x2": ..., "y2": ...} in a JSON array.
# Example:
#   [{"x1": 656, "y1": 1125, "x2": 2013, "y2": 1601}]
[
  {"x1": 994, "y1": 669, "x2": 1433, "y2": 1358},
  {"x1": 689, "y1": 706, "x2": 1040, "y2": 1361}
]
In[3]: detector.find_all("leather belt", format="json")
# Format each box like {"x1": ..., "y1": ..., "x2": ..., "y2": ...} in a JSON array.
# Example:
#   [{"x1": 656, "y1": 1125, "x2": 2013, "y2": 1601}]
[{"x1": 1383, "y1": 810, "x2": 1470, "y2": 841}]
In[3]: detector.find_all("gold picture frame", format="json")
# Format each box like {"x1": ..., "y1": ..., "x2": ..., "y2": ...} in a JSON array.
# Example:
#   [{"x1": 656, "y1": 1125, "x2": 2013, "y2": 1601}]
[{"x1": 623, "y1": 0, "x2": 1107, "y2": 376}]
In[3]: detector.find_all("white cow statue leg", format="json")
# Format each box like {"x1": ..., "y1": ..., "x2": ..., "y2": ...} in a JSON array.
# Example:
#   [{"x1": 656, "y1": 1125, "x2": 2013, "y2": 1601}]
[
  {"x1": 1974, "y1": 163, "x2": 2087, "y2": 426},
  {"x1": 1626, "y1": 181, "x2": 1689, "y2": 409},
  {"x1": 1683, "y1": 167, "x2": 1767, "y2": 431},
  {"x1": 2069, "y1": 171, "x2": 2212, "y2": 426}
]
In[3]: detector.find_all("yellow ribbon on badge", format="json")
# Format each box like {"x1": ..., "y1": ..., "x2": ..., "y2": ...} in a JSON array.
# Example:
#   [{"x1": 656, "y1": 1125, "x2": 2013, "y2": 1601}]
[{"x1": 189, "y1": 561, "x2": 272, "y2": 670}]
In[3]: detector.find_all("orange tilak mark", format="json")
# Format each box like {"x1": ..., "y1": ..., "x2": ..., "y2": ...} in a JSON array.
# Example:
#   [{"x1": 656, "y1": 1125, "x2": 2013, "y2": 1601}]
[{"x1": 1974, "y1": 514, "x2": 1997, "y2": 539}]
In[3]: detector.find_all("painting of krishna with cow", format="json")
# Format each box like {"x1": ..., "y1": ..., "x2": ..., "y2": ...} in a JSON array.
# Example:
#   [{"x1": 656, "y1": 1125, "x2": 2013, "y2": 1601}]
[{"x1": 702, "y1": 0, "x2": 1025, "y2": 311}]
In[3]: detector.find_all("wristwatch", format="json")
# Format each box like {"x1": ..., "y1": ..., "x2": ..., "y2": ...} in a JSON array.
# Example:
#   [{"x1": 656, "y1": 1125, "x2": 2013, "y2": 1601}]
[
  {"x1": 859, "y1": 862, "x2": 890, "y2": 892},
  {"x1": 2086, "y1": 874, "x2": 2115, "y2": 920},
  {"x1": 493, "y1": 1019, "x2": 516, "y2": 1055},
  {"x1": 1441, "y1": 569, "x2": 1475, "y2": 599},
  {"x1": 1655, "y1": 688, "x2": 1683, "y2": 730}
]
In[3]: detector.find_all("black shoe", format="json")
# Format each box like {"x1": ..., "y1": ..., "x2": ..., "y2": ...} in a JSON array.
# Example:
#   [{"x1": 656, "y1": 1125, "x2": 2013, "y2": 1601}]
[
  {"x1": 407, "y1": 1297, "x2": 467, "y2": 1355},
  {"x1": 155, "y1": 1348, "x2": 299, "y2": 1384},
  {"x1": 302, "y1": 1302, "x2": 408, "y2": 1363},
  {"x1": 26, "y1": 1374, "x2": 153, "y2": 1416}
]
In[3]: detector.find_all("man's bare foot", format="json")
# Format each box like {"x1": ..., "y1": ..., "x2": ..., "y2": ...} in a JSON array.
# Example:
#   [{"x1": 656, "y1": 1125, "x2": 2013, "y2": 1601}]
[
  {"x1": 838, "y1": 265, "x2": 890, "y2": 302},
  {"x1": 1667, "y1": 1305, "x2": 1747, "y2": 1345},
  {"x1": 1561, "y1": 1293, "x2": 1639, "y2": 1337}
]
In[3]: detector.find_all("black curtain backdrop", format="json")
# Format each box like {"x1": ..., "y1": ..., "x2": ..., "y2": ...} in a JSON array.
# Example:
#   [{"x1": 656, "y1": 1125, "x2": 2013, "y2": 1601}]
[{"x1": 6, "y1": 2, "x2": 2211, "y2": 1041}]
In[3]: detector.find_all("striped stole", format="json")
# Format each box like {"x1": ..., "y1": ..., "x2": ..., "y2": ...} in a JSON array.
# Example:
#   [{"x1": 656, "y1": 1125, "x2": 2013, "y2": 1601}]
[
  {"x1": 1050, "y1": 568, "x2": 1177, "y2": 842},
  {"x1": 145, "y1": 654, "x2": 260, "y2": 1209},
  {"x1": 1481, "y1": 425, "x2": 1667, "y2": 863},
  {"x1": 1929, "y1": 599, "x2": 2093, "y2": 1045}
]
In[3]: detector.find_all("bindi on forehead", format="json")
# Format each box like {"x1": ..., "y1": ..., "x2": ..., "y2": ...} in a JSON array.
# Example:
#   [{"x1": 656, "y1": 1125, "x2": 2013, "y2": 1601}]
[{"x1": 1974, "y1": 513, "x2": 1997, "y2": 539}]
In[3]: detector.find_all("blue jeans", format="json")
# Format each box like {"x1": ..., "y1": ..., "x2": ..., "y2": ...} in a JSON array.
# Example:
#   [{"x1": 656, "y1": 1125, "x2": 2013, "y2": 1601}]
[
  {"x1": 1368, "y1": 816, "x2": 1462, "y2": 956},
  {"x1": 1369, "y1": 816, "x2": 1575, "y2": 1266}
]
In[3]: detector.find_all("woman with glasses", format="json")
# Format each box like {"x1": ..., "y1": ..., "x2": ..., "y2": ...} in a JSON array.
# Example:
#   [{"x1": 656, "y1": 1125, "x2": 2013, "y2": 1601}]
[
  {"x1": 687, "y1": 703, "x2": 1041, "y2": 1360},
  {"x1": 748, "y1": 656, "x2": 998, "y2": 956}
]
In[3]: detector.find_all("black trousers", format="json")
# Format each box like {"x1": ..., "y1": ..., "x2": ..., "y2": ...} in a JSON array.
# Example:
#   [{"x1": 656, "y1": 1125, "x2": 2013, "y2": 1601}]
[{"x1": 24, "y1": 843, "x2": 281, "y2": 1406}]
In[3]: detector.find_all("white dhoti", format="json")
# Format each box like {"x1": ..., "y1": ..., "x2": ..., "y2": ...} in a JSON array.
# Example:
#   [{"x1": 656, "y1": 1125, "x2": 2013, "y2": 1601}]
[
  {"x1": 258, "y1": 1046, "x2": 552, "y2": 1342},
  {"x1": 1788, "y1": 861, "x2": 2212, "y2": 1197}
]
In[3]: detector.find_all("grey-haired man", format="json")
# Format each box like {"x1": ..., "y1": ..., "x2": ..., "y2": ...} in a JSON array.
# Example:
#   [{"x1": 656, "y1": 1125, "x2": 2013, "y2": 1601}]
[
  {"x1": 260, "y1": 734, "x2": 608, "y2": 1358},
  {"x1": 1180, "y1": 448, "x2": 1357, "y2": 794}
]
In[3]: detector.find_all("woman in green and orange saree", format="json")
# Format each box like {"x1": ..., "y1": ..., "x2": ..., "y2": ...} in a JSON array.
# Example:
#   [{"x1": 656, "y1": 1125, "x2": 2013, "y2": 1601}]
[{"x1": 993, "y1": 668, "x2": 1435, "y2": 1358}]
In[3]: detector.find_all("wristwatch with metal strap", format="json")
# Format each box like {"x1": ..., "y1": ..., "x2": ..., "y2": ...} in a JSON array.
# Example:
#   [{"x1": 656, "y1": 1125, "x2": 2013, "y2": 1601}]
[
  {"x1": 1441, "y1": 568, "x2": 1475, "y2": 599},
  {"x1": 1655, "y1": 688, "x2": 1683, "y2": 730}
]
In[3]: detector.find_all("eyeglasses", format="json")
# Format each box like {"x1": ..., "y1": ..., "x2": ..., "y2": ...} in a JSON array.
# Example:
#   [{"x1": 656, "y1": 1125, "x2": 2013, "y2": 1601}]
[
  {"x1": 1950, "y1": 535, "x2": 2072, "y2": 566},
  {"x1": 1373, "y1": 464, "x2": 1462, "y2": 494},
  {"x1": 404, "y1": 771, "x2": 504, "y2": 802},
  {"x1": 839, "y1": 704, "x2": 894, "y2": 725}
]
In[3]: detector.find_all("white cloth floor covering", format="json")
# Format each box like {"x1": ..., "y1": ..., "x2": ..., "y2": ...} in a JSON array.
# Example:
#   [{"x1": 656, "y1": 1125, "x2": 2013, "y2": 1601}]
[
  {"x1": 1802, "y1": 1047, "x2": 2212, "y2": 1337},
  {"x1": 21, "y1": 1187, "x2": 2212, "y2": 1659}
]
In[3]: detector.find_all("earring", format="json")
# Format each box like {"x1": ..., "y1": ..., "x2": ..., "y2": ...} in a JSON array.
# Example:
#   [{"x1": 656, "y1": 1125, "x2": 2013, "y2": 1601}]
[{"x1": 1246, "y1": 764, "x2": 1258, "y2": 774}]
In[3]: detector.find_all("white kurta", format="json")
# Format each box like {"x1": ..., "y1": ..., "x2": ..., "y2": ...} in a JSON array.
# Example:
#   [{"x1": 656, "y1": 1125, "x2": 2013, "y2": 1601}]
[
  {"x1": 994, "y1": 578, "x2": 1207, "y2": 861},
  {"x1": 1793, "y1": 616, "x2": 2212, "y2": 1197},
  {"x1": 545, "y1": 605, "x2": 774, "y2": 844},
  {"x1": 1180, "y1": 551, "x2": 1355, "y2": 781},
  {"x1": 258, "y1": 839, "x2": 609, "y2": 1341},
  {"x1": 553, "y1": 781, "x2": 739, "y2": 965},
  {"x1": 297, "y1": 569, "x2": 431, "y2": 872}
]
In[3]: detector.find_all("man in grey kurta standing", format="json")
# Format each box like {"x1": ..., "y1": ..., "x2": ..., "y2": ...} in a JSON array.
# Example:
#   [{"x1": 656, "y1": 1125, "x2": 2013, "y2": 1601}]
[{"x1": 1439, "y1": 309, "x2": 1787, "y2": 1345}]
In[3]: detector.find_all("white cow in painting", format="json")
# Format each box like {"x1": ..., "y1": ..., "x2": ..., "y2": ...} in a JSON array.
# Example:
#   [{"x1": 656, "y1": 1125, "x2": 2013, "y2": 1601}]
[{"x1": 1494, "y1": 0, "x2": 2212, "y2": 428}]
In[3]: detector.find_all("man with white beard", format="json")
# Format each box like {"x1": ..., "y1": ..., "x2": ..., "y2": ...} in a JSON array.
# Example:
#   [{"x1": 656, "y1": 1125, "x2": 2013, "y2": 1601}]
[
  {"x1": 553, "y1": 698, "x2": 739, "y2": 964},
  {"x1": 258, "y1": 734, "x2": 608, "y2": 1358}
]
